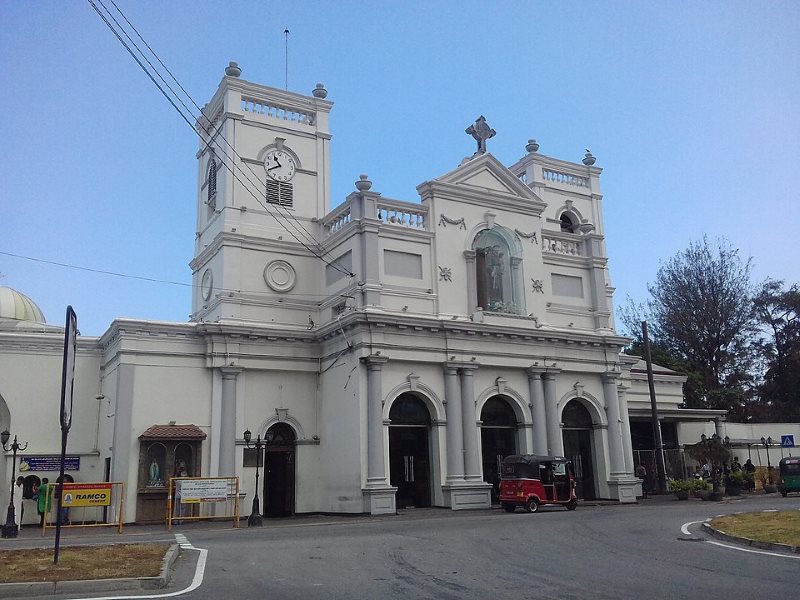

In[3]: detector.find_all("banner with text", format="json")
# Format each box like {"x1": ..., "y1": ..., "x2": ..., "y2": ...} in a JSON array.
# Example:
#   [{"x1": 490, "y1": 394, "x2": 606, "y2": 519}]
[
  {"x1": 178, "y1": 479, "x2": 228, "y2": 503},
  {"x1": 61, "y1": 483, "x2": 113, "y2": 507}
]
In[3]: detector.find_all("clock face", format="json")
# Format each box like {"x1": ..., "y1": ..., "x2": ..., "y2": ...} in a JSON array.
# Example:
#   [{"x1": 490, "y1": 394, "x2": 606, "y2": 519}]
[{"x1": 265, "y1": 150, "x2": 297, "y2": 182}]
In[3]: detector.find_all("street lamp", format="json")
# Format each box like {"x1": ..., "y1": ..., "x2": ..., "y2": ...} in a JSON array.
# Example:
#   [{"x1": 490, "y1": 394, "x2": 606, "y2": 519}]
[
  {"x1": 1, "y1": 430, "x2": 28, "y2": 539},
  {"x1": 760, "y1": 436, "x2": 773, "y2": 484},
  {"x1": 243, "y1": 429, "x2": 274, "y2": 527}
]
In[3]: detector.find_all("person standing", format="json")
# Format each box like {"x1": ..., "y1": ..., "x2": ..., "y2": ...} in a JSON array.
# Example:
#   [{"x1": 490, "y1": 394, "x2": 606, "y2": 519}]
[
  {"x1": 635, "y1": 464, "x2": 648, "y2": 499},
  {"x1": 12, "y1": 476, "x2": 24, "y2": 531},
  {"x1": 37, "y1": 478, "x2": 50, "y2": 527}
]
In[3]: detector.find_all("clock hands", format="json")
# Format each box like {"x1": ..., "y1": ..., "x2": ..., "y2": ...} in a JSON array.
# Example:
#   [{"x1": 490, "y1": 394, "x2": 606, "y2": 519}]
[{"x1": 267, "y1": 156, "x2": 282, "y2": 171}]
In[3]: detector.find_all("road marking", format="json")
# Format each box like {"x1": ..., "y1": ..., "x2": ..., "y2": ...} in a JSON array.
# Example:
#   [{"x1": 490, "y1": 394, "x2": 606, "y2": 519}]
[
  {"x1": 680, "y1": 519, "x2": 710, "y2": 535},
  {"x1": 706, "y1": 540, "x2": 800, "y2": 559},
  {"x1": 66, "y1": 533, "x2": 208, "y2": 600}
]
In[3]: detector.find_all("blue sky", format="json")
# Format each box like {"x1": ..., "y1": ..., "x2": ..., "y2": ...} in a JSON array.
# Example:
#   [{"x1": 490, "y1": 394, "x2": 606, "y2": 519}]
[{"x1": 2, "y1": 1, "x2": 799, "y2": 336}]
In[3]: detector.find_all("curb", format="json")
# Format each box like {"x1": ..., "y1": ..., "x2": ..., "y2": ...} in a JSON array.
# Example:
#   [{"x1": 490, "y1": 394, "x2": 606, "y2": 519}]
[
  {"x1": 0, "y1": 542, "x2": 180, "y2": 599},
  {"x1": 702, "y1": 522, "x2": 800, "y2": 554}
]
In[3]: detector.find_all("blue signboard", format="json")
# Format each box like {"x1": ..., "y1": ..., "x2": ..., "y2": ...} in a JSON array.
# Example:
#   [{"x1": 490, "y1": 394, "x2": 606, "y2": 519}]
[
  {"x1": 18, "y1": 456, "x2": 80, "y2": 472},
  {"x1": 781, "y1": 435, "x2": 795, "y2": 448}
]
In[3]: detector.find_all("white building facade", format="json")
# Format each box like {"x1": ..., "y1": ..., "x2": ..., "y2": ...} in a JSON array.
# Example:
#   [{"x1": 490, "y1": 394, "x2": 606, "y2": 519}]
[{"x1": 2, "y1": 66, "x2": 709, "y2": 523}]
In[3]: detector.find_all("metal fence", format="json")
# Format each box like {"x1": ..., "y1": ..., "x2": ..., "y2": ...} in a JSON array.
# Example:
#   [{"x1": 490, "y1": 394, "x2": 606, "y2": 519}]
[{"x1": 633, "y1": 449, "x2": 690, "y2": 492}]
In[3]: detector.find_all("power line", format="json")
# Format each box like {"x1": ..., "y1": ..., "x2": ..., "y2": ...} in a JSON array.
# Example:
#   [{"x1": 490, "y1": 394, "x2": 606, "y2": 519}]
[
  {"x1": 0, "y1": 250, "x2": 350, "y2": 301},
  {"x1": 102, "y1": 0, "x2": 327, "y2": 258},
  {"x1": 94, "y1": 0, "x2": 335, "y2": 267},
  {"x1": 88, "y1": 0, "x2": 353, "y2": 277}
]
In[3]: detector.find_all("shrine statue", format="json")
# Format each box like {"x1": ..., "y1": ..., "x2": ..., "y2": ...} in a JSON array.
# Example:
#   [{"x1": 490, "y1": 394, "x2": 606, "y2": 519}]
[{"x1": 149, "y1": 459, "x2": 161, "y2": 485}]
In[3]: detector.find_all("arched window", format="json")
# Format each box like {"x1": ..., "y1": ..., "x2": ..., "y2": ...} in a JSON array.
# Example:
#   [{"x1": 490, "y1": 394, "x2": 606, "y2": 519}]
[
  {"x1": 389, "y1": 394, "x2": 431, "y2": 425},
  {"x1": 560, "y1": 213, "x2": 576, "y2": 233},
  {"x1": 474, "y1": 229, "x2": 518, "y2": 314}
]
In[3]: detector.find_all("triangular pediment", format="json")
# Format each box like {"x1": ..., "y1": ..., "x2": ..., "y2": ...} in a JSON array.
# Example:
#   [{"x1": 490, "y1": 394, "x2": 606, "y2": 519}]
[{"x1": 432, "y1": 153, "x2": 539, "y2": 201}]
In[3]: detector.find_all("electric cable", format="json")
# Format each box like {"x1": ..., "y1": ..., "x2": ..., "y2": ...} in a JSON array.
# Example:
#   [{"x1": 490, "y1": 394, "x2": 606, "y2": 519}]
[{"x1": 88, "y1": 0, "x2": 353, "y2": 276}]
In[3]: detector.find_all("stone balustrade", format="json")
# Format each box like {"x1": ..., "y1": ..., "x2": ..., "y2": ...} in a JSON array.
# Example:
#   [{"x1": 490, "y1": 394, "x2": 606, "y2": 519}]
[
  {"x1": 542, "y1": 236, "x2": 583, "y2": 256},
  {"x1": 376, "y1": 200, "x2": 427, "y2": 229},
  {"x1": 241, "y1": 95, "x2": 315, "y2": 125},
  {"x1": 323, "y1": 203, "x2": 352, "y2": 237},
  {"x1": 542, "y1": 169, "x2": 589, "y2": 188}
]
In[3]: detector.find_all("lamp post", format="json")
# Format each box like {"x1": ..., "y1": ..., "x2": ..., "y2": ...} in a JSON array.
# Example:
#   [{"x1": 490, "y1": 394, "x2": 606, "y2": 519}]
[
  {"x1": 243, "y1": 429, "x2": 273, "y2": 527},
  {"x1": 760, "y1": 436, "x2": 773, "y2": 484},
  {"x1": 1, "y1": 430, "x2": 28, "y2": 539}
]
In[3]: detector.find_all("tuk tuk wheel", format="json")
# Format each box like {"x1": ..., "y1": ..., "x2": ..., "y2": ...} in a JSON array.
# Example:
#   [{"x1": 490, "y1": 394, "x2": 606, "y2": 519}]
[
  {"x1": 565, "y1": 499, "x2": 578, "y2": 511},
  {"x1": 502, "y1": 503, "x2": 516, "y2": 513},
  {"x1": 524, "y1": 498, "x2": 539, "y2": 513}
]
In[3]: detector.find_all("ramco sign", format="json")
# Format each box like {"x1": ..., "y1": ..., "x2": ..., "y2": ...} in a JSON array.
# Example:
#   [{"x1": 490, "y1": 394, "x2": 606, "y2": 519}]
[{"x1": 61, "y1": 483, "x2": 113, "y2": 507}]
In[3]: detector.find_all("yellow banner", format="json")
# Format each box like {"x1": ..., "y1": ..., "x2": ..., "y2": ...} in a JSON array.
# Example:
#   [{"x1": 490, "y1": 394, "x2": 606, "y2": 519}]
[{"x1": 61, "y1": 483, "x2": 113, "y2": 507}]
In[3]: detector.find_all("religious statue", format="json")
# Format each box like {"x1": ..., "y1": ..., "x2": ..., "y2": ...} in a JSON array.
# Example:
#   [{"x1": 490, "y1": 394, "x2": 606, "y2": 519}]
[
  {"x1": 465, "y1": 116, "x2": 496, "y2": 155},
  {"x1": 148, "y1": 459, "x2": 161, "y2": 486}
]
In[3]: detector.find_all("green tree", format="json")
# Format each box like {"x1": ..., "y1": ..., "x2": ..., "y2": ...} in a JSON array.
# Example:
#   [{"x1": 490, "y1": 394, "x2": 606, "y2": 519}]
[
  {"x1": 620, "y1": 237, "x2": 758, "y2": 413},
  {"x1": 753, "y1": 280, "x2": 800, "y2": 421}
]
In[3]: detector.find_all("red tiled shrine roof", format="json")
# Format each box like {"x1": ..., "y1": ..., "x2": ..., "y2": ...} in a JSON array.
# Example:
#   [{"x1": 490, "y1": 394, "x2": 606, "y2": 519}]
[{"x1": 139, "y1": 424, "x2": 207, "y2": 441}]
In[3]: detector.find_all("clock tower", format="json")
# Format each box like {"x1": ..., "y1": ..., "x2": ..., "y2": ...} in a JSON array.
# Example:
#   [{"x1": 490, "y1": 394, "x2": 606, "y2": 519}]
[{"x1": 189, "y1": 62, "x2": 333, "y2": 326}]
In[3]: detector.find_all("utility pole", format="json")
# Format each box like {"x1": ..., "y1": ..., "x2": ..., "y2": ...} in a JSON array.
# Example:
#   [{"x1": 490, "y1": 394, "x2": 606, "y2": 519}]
[{"x1": 642, "y1": 321, "x2": 668, "y2": 493}]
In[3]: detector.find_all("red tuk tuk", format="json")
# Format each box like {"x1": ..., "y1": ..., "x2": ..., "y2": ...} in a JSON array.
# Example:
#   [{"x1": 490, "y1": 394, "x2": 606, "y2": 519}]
[{"x1": 499, "y1": 455, "x2": 577, "y2": 513}]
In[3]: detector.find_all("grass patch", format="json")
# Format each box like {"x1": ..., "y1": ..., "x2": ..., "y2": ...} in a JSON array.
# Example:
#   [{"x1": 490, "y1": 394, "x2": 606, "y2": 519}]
[
  {"x1": 0, "y1": 543, "x2": 170, "y2": 584},
  {"x1": 710, "y1": 511, "x2": 800, "y2": 547}
]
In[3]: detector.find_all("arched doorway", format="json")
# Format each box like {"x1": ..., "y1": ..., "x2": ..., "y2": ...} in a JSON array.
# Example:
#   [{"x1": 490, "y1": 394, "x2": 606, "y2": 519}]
[
  {"x1": 389, "y1": 394, "x2": 432, "y2": 509},
  {"x1": 480, "y1": 397, "x2": 518, "y2": 500},
  {"x1": 263, "y1": 423, "x2": 295, "y2": 517},
  {"x1": 562, "y1": 401, "x2": 595, "y2": 500}
]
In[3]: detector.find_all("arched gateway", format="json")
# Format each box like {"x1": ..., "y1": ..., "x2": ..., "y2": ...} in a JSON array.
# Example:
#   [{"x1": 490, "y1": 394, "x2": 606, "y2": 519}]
[
  {"x1": 480, "y1": 397, "x2": 519, "y2": 499},
  {"x1": 389, "y1": 394, "x2": 432, "y2": 508},
  {"x1": 561, "y1": 400, "x2": 596, "y2": 500},
  {"x1": 263, "y1": 423, "x2": 296, "y2": 517}
]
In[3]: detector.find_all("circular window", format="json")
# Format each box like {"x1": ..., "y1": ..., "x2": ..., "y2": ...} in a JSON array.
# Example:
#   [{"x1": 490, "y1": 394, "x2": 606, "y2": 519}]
[
  {"x1": 201, "y1": 269, "x2": 214, "y2": 300},
  {"x1": 264, "y1": 260, "x2": 297, "y2": 293}
]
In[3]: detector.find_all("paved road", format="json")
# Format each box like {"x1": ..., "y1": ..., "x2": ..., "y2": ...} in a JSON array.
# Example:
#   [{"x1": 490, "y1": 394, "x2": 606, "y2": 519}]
[{"x1": 4, "y1": 494, "x2": 799, "y2": 599}]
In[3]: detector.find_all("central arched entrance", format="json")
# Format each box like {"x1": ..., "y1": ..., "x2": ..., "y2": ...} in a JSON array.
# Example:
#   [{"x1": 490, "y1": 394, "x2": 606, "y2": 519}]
[
  {"x1": 561, "y1": 401, "x2": 596, "y2": 500},
  {"x1": 480, "y1": 397, "x2": 518, "y2": 500},
  {"x1": 263, "y1": 423, "x2": 295, "y2": 517},
  {"x1": 389, "y1": 394, "x2": 431, "y2": 509}
]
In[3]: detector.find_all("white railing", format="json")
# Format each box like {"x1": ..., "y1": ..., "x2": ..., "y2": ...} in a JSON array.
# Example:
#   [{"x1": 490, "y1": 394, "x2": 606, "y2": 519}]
[
  {"x1": 241, "y1": 96, "x2": 315, "y2": 125},
  {"x1": 542, "y1": 169, "x2": 589, "y2": 188},
  {"x1": 324, "y1": 203, "x2": 352, "y2": 237},
  {"x1": 376, "y1": 201, "x2": 427, "y2": 229},
  {"x1": 542, "y1": 236, "x2": 583, "y2": 256}
]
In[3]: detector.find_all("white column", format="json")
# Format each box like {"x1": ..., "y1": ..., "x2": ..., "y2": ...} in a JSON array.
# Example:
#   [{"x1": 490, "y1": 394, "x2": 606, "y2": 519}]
[
  {"x1": 542, "y1": 371, "x2": 563, "y2": 456},
  {"x1": 618, "y1": 383, "x2": 634, "y2": 475},
  {"x1": 464, "y1": 250, "x2": 477, "y2": 314},
  {"x1": 219, "y1": 368, "x2": 241, "y2": 477},
  {"x1": 460, "y1": 366, "x2": 482, "y2": 481},
  {"x1": 603, "y1": 372, "x2": 626, "y2": 478},
  {"x1": 364, "y1": 356, "x2": 388, "y2": 486},
  {"x1": 526, "y1": 367, "x2": 548, "y2": 455},
  {"x1": 444, "y1": 364, "x2": 464, "y2": 482}
]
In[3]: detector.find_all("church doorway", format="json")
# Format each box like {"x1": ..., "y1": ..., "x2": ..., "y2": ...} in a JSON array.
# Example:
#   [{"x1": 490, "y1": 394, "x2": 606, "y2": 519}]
[
  {"x1": 263, "y1": 423, "x2": 295, "y2": 517},
  {"x1": 389, "y1": 394, "x2": 432, "y2": 509},
  {"x1": 562, "y1": 401, "x2": 596, "y2": 500},
  {"x1": 480, "y1": 397, "x2": 518, "y2": 500}
]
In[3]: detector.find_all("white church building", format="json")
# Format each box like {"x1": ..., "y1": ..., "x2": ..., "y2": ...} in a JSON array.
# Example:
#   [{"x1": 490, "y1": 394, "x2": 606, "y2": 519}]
[{"x1": 1, "y1": 64, "x2": 729, "y2": 524}]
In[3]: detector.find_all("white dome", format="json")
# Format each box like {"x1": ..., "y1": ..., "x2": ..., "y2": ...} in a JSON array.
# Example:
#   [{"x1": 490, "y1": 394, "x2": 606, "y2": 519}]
[{"x1": 0, "y1": 286, "x2": 46, "y2": 324}]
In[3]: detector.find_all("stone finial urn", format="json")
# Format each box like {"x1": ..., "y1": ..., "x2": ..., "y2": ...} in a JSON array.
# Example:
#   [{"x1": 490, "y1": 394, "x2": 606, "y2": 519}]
[
  {"x1": 582, "y1": 149, "x2": 596, "y2": 166},
  {"x1": 355, "y1": 174, "x2": 372, "y2": 192},
  {"x1": 526, "y1": 139, "x2": 539, "y2": 153},
  {"x1": 225, "y1": 61, "x2": 242, "y2": 77},
  {"x1": 312, "y1": 83, "x2": 328, "y2": 98}
]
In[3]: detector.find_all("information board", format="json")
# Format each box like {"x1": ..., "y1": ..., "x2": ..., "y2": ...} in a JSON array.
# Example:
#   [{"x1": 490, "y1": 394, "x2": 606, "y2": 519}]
[
  {"x1": 178, "y1": 478, "x2": 229, "y2": 503},
  {"x1": 19, "y1": 456, "x2": 80, "y2": 472}
]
